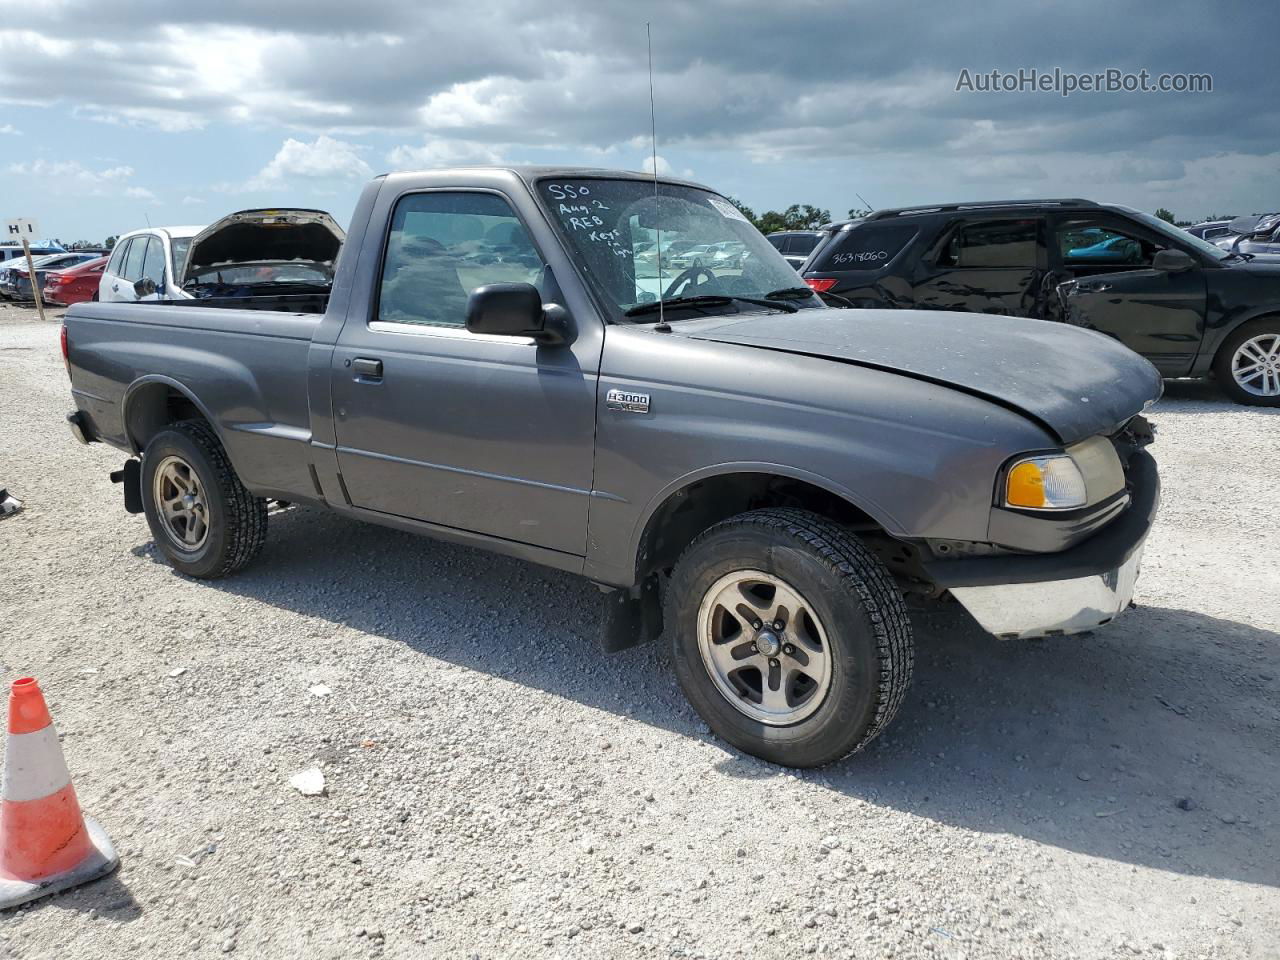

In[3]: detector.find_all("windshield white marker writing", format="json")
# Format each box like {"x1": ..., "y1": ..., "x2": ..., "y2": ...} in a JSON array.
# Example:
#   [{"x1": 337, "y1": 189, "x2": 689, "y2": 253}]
[{"x1": 547, "y1": 185, "x2": 632, "y2": 258}]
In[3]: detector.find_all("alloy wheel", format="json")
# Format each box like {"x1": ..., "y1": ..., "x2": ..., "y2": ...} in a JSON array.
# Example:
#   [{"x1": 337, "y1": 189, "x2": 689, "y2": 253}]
[
  {"x1": 696, "y1": 569, "x2": 834, "y2": 726},
  {"x1": 152, "y1": 455, "x2": 209, "y2": 550},
  {"x1": 1231, "y1": 333, "x2": 1280, "y2": 397}
]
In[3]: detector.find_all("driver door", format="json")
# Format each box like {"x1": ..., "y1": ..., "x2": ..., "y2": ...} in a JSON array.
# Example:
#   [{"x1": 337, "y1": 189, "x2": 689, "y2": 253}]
[
  {"x1": 330, "y1": 189, "x2": 600, "y2": 556},
  {"x1": 1051, "y1": 216, "x2": 1205, "y2": 374}
]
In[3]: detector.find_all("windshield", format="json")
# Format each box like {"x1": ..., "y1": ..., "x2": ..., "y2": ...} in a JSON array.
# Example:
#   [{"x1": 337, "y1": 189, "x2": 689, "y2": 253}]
[
  {"x1": 537, "y1": 178, "x2": 816, "y2": 319},
  {"x1": 170, "y1": 238, "x2": 193, "y2": 275},
  {"x1": 1129, "y1": 211, "x2": 1231, "y2": 261}
]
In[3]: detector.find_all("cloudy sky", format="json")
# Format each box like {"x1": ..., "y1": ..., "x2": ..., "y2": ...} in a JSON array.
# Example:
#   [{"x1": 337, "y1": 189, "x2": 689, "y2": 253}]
[{"x1": 1, "y1": 0, "x2": 1276, "y2": 242}]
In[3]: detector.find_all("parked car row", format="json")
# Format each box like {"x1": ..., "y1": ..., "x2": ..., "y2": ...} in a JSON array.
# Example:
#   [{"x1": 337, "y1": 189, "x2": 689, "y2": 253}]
[
  {"x1": 1212, "y1": 212, "x2": 1280, "y2": 257},
  {"x1": 0, "y1": 242, "x2": 64, "y2": 262},
  {"x1": 0, "y1": 251, "x2": 102, "y2": 302},
  {"x1": 2, "y1": 210, "x2": 347, "y2": 309},
  {"x1": 29, "y1": 180, "x2": 1279, "y2": 409},
  {"x1": 1184, "y1": 219, "x2": 1234, "y2": 241}
]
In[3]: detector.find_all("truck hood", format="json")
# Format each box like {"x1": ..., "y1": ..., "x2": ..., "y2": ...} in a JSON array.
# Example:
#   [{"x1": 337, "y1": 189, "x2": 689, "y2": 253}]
[
  {"x1": 182, "y1": 208, "x2": 345, "y2": 282},
  {"x1": 678, "y1": 308, "x2": 1162, "y2": 444}
]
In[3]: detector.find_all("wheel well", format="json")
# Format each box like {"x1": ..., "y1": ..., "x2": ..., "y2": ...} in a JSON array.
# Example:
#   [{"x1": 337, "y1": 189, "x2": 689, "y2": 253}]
[
  {"x1": 636, "y1": 473, "x2": 891, "y2": 582},
  {"x1": 1213, "y1": 312, "x2": 1280, "y2": 366},
  {"x1": 125, "y1": 383, "x2": 207, "y2": 452}
]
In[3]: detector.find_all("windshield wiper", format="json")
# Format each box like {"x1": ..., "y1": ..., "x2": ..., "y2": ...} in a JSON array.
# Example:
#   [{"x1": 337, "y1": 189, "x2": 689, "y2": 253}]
[
  {"x1": 624, "y1": 294, "x2": 799, "y2": 319},
  {"x1": 764, "y1": 286, "x2": 819, "y2": 300}
]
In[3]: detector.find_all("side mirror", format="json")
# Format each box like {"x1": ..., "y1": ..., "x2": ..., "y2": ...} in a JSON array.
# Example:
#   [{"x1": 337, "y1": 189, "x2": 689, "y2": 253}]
[
  {"x1": 133, "y1": 276, "x2": 157, "y2": 298},
  {"x1": 465, "y1": 282, "x2": 574, "y2": 345},
  {"x1": 1152, "y1": 249, "x2": 1196, "y2": 273}
]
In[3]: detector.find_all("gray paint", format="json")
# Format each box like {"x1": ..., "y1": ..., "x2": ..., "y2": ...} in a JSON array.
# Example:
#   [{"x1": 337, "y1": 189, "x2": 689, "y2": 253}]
[
  {"x1": 64, "y1": 166, "x2": 1161, "y2": 591},
  {"x1": 675, "y1": 309, "x2": 1163, "y2": 445}
]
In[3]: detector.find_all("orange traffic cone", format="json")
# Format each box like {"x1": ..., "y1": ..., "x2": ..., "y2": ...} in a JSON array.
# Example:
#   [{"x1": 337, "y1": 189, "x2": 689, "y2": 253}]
[{"x1": 0, "y1": 677, "x2": 118, "y2": 909}]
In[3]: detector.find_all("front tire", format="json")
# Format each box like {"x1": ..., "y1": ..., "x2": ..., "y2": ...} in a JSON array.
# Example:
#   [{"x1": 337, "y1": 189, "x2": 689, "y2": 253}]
[
  {"x1": 668, "y1": 508, "x2": 913, "y2": 768},
  {"x1": 140, "y1": 420, "x2": 267, "y2": 578},
  {"x1": 1214, "y1": 318, "x2": 1280, "y2": 406}
]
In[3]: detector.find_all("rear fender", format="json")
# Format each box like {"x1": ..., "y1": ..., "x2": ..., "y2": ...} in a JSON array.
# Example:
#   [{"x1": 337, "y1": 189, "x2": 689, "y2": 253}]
[{"x1": 122, "y1": 375, "x2": 225, "y2": 455}]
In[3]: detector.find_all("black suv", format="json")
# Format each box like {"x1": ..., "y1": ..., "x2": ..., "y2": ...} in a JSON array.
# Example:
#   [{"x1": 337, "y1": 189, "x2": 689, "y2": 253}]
[{"x1": 802, "y1": 199, "x2": 1280, "y2": 405}]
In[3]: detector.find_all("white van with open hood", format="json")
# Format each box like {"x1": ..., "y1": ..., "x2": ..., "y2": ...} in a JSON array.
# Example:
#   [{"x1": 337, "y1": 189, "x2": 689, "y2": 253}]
[{"x1": 176, "y1": 209, "x2": 345, "y2": 299}]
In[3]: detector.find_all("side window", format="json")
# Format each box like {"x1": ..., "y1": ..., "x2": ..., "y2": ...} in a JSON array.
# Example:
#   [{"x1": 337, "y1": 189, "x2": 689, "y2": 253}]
[
  {"x1": 377, "y1": 192, "x2": 542, "y2": 328},
  {"x1": 790, "y1": 234, "x2": 819, "y2": 257},
  {"x1": 766, "y1": 235, "x2": 786, "y2": 251},
  {"x1": 122, "y1": 237, "x2": 149, "y2": 281},
  {"x1": 106, "y1": 242, "x2": 128, "y2": 275},
  {"x1": 1057, "y1": 221, "x2": 1159, "y2": 267},
  {"x1": 938, "y1": 219, "x2": 1039, "y2": 268},
  {"x1": 141, "y1": 237, "x2": 167, "y2": 284},
  {"x1": 816, "y1": 223, "x2": 919, "y2": 271}
]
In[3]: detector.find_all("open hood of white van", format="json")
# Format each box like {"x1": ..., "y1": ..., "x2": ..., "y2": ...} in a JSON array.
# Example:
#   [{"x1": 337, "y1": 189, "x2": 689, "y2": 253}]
[{"x1": 182, "y1": 209, "x2": 345, "y2": 283}]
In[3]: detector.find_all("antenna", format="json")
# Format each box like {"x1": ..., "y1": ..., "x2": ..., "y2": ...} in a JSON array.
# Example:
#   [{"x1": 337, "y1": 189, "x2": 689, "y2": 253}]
[
  {"x1": 855, "y1": 192, "x2": 874, "y2": 213},
  {"x1": 646, "y1": 22, "x2": 666, "y2": 329},
  {"x1": 144, "y1": 212, "x2": 153, "y2": 228}
]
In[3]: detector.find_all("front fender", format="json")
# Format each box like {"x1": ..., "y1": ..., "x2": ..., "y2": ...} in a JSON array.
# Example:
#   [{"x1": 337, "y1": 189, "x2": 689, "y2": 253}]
[{"x1": 627, "y1": 460, "x2": 905, "y2": 570}]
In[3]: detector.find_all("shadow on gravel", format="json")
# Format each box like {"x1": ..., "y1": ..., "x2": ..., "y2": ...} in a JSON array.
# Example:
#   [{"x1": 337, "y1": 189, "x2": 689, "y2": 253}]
[
  {"x1": 137, "y1": 504, "x2": 1280, "y2": 890},
  {"x1": 42, "y1": 872, "x2": 142, "y2": 921},
  {"x1": 1160, "y1": 377, "x2": 1280, "y2": 414}
]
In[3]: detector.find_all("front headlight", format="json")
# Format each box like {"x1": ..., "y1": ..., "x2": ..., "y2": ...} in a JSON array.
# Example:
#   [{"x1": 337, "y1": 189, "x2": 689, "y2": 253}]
[{"x1": 1003, "y1": 455, "x2": 1088, "y2": 510}]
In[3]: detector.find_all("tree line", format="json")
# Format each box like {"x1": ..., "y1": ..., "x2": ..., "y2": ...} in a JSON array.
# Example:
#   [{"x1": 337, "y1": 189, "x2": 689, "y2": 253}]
[
  {"x1": 45, "y1": 237, "x2": 118, "y2": 251},
  {"x1": 726, "y1": 199, "x2": 872, "y2": 234}
]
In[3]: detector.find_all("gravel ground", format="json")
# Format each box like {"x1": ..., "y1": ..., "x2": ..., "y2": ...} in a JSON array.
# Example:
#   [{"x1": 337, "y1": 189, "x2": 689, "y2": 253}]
[{"x1": 1, "y1": 303, "x2": 1277, "y2": 960}]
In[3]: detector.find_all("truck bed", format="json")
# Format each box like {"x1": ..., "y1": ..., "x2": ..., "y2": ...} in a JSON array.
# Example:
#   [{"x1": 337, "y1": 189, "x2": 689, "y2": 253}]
[
  {"x1": 157, "y1": 292, "x2": 330, "y2": 314},
  {"x1": 64, "y1": 299, "x2": 324, "y2": 502}
]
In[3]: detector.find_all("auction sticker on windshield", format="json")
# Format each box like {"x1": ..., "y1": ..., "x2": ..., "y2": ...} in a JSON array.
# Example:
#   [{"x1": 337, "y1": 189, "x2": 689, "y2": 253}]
[{"x1": 707, "y1": 197, "x2": 751, "y2": 223}]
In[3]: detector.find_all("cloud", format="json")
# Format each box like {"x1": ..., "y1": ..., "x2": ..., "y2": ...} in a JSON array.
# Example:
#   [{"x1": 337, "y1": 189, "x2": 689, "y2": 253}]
[
  {"x1": 418, "y1": 79, "x2": 525, "y2": 129},
  {"x1": 0, "y1": 2, "x2": 1276, "y2": 216},
  {"x1": 181, "y1": 195, "x2": 205, "y2": 206},
  {"x1": 1101, "y1": 157, "x2": 1186, "y2": 184},
  {"x1": 640, "y1": 155, "x2": 673, "y2": 176},
  {"x1": 5, "y1": 159, "x2": 139, "y2": 193},
  {"x1": 78, "y1": 106, "x2": 208, "y2": 133},
  {"x1": 958, "y1": 156, "x2": 1049, "y2": 182},
  {"x1": 0, "y1": 123, "x2": 19, "y2": 135},
  {"x1": 248, "y1": 135, "x2": 373, "y2": 189},
  {"x1": 125, "y1": 185, "x2": 158, "y2": 201},
  {"x1": 386, "y1": 138, "x2": 504, "y2": 169}
]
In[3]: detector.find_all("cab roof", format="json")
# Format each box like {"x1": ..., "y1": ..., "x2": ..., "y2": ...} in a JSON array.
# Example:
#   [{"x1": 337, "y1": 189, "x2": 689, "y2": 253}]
[{"x1": 378, "y1": 164, "x2": 713, "y2": 194}]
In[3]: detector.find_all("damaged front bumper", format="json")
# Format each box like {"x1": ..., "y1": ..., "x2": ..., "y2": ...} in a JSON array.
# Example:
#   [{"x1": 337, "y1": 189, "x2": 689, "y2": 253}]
[
  {"x1": 948, "y1": 545, "x2": 1144, "y2": 638},
  {"x1": 922, "y1": 451, "x2": 1159, "y2": 640}
]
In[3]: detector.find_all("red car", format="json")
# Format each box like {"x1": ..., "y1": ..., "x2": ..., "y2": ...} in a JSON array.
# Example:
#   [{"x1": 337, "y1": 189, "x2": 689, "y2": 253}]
[{"x1": 42, "y1": 256, "x2": 108, "y2": 306}]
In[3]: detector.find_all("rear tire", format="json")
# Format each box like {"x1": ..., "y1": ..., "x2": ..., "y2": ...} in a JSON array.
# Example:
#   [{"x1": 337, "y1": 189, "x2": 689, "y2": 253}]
[
  {"x1": 140, "y1": 420, "x2": 267, "y2": 578},
  {"x1": 668, "y1": 508, "x2": 913, "y2": 768},
  {"x1": 1213, "y1": 317, "x2": 1280, "y2": 406}
]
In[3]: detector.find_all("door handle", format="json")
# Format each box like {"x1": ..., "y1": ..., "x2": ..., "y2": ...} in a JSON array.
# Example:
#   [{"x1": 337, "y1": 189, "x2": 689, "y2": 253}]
[{"x1": 352, "y1": 357, "x2": 383, "y2": 380}]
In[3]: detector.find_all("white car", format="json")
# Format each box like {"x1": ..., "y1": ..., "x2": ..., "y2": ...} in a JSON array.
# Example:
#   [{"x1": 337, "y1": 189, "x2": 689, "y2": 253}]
[
  {"x1": 98, "y1": 225, "x2": 205, "y2": 303},
  {"x1": 99, "y1": 211, "x2": 345, "y2": 303}
]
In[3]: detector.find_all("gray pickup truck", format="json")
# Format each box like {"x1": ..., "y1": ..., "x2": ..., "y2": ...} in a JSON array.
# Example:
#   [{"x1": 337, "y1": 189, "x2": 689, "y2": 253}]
[{"x1": 63, "y1": 167, "x2": 1161, "y2": 767}]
